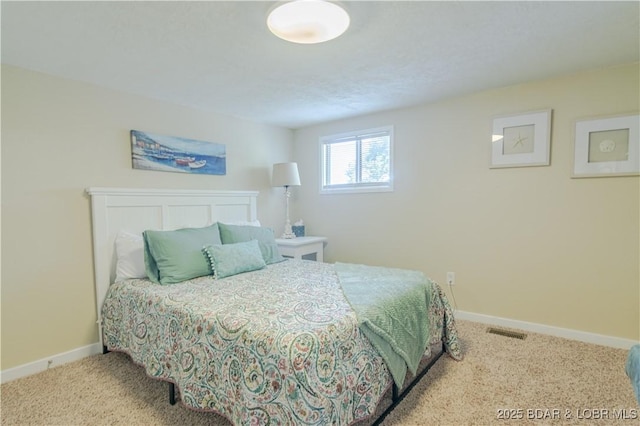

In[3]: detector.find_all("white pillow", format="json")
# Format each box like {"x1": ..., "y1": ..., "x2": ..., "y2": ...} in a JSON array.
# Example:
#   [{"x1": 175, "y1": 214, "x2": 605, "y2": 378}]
[{"x1": 114, "y1": 231, "x2": 146, "y2": 282}]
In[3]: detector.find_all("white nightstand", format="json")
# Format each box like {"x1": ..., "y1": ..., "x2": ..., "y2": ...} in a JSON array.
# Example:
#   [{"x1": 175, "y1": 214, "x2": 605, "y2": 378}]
[{"x1": 275, "y1": 236, "x2": 328, "y2": 262}]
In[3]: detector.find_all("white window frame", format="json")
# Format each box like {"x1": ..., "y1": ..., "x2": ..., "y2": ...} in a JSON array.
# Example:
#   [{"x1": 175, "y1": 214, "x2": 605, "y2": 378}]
[{"x1": 319, "y1": 125, "x2": 394, "y2": 194}]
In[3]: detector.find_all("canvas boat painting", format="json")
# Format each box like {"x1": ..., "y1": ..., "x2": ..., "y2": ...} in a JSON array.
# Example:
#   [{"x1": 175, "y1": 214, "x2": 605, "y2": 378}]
[{"x1": 131, "y1": 130, "x2": 226, "y2": 175}]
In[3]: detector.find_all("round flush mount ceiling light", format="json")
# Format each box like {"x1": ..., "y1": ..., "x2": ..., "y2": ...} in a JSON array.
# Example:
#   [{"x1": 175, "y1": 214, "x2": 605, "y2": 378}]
[{"x1": 267, "y1": 0, "x2": 350, "y2": 44}]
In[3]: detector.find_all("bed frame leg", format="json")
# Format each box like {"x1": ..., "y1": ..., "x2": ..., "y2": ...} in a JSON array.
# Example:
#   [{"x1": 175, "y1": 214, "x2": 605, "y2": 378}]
[
  {"x1": 169, "y1": 383, "x2": 177, "y2": 405},
  {"x1": 102, "y1": 345, "x2": 109, "y2": 354},
  {"x1": 371, "y1": 344, "x2": 446, "y2": 426}
]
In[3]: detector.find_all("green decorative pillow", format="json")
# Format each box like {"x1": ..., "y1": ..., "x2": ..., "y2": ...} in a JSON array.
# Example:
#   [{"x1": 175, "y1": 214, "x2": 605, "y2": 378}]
[
  {"x1": 202, "y1": 240, "x2": 266, "y2": 279},
  {"x1": 218, "y1": 223, "x2": 284, "y2": 264},
  {"x1": 143, "y1": 223, "x2": 222, "y2": 284}
]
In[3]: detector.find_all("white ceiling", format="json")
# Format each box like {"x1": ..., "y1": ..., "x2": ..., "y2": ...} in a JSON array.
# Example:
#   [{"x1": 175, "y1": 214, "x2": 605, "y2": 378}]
[{"x1": 2, "y1": 1, "x2": 638, "y2": 129}]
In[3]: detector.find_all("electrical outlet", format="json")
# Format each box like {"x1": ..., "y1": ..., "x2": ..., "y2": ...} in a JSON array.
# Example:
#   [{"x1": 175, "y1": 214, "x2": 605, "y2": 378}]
[{"x1": 446, "y1": 272, "x2": 455, "y2": 286}]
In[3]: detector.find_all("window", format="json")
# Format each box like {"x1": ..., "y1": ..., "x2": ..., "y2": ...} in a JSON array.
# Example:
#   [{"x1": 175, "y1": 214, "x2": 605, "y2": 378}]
[{"x1": 320, "y1": 126, "x2": 393, "y2": 194}]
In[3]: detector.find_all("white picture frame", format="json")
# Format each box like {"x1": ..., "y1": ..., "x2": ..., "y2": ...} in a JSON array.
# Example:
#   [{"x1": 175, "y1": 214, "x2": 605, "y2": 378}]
[
  {"x1": 572, "y1": 114, "x2": 640, "y2": 178},
  {"x1": 491, "y1": 109, "x2": 552, "y2": 168}
]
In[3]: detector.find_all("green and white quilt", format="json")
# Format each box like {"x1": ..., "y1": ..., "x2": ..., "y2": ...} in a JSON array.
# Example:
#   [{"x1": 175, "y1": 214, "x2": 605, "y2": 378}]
[{"x1": 102, "y1": 260, "x2": 461, "y2": 425}]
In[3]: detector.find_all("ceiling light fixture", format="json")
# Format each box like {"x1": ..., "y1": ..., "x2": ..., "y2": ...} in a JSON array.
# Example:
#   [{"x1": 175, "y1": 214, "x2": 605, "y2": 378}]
[{"x1": 267, "y1": 0, "x2": 350, "y2": 44}]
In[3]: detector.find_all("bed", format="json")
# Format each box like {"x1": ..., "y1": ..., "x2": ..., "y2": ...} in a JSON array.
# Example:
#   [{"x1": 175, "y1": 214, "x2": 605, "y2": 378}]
[{"x1": 87, "y1": 187, "x2": 462, "y2": 425}]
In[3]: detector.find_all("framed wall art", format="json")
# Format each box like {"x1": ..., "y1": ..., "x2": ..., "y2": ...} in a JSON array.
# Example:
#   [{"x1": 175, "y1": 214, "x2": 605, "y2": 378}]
[
  {"x1": 491, "y1": 109, "x2": 552, "y2": 168},
  {"x1": 572, "y1": 114, "x2": 639, "y2": 178},
  {"x1": 130, "y1": 130, "x2": 226, "y2": 175}
]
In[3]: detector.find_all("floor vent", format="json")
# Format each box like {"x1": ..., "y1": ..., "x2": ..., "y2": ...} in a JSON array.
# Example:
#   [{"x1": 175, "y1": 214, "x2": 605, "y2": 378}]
[{"x1": 486, "y1": 327, "x2": 527, "y2": 340}]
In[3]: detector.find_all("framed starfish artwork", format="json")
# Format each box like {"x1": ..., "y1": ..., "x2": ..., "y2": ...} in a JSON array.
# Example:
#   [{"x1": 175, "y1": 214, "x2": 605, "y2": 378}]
[{"x1": 491, "y1": 110, "x2": 552, "y2": 168}]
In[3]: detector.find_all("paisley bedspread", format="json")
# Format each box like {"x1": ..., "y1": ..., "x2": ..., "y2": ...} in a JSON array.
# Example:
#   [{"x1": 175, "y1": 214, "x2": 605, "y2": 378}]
[{"x1": 102, "y1": 259, "x2": 461, "y2": 425}]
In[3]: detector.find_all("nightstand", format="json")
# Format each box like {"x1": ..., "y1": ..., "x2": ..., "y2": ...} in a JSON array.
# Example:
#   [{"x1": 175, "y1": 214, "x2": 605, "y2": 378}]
[{"x1": 275, "y1": 236, "x2": 328, "y2": 262}]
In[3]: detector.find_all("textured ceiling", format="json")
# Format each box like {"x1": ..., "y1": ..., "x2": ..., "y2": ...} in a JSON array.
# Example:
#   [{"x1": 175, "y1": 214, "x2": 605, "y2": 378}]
[{"x1": 2, "y1": 1, "x2": 639, "y2": 129}]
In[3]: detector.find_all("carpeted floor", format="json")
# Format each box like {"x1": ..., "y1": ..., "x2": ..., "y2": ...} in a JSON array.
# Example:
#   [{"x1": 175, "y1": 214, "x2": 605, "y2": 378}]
[{"x1": 1, "y1": 320, "x2": 637, "y2": 425}]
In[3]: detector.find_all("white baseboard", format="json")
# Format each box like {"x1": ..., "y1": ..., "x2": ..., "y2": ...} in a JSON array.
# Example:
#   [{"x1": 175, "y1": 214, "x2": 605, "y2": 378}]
[
  {"x1": 456, "y1": 310, "x2": 639, "y2": 350},
  {"x1": 1, "y1": 342, "x2": 103, "y2": 384}
]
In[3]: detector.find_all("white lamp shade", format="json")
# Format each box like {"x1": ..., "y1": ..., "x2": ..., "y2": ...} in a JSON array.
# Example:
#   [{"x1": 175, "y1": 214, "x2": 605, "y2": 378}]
[{"x1": 272, "y1": 162, "x2": 301, "y2": 187}]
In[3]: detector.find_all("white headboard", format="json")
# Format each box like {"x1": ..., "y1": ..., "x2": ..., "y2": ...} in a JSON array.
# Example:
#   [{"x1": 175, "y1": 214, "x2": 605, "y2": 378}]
[{"x1": 85, "y1": 187, "x2": 259, "y2": 346}]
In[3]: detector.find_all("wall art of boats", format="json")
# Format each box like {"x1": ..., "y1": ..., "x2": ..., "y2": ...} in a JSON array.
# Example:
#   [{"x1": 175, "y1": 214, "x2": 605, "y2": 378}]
[{"x1": 130, "y1": 130, "x2": 226, "y2": 175}]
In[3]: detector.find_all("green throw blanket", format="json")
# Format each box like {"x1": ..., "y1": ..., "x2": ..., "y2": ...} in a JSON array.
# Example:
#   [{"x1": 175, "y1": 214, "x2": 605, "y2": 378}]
[{"x1": 336, "y1": 262, "x2": 435, "y2": 388}]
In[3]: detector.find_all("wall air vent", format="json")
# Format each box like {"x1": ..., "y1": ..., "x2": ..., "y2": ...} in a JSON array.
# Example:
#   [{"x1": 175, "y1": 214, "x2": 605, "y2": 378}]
[{"x1": 486, "y1": 327, "x2": 527, "y2": 340}]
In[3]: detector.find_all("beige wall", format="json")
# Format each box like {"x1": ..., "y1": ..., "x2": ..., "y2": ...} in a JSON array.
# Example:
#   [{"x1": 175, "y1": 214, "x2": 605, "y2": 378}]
[
  {"x1": 293, "y1": 63, "x2": 640, "y2": 341},
  {"x1": 2, "y1": 62, "x2": 638, "y2": 372},
  {"x1": 1, "y1": 65, "x2": 294, "y2": 369}
]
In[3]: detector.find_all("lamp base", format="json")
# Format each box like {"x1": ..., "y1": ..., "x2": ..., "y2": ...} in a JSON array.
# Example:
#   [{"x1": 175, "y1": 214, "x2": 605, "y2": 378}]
[
  {"x1": 280, "y1": 231, "x2": 297, "y2": 239},
  {"x1": 281, "y1": 223, "x2": 296, "y2": 239},
  {"x1": 281, "y1": 185, "x2": 296, "y2": 239}
]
